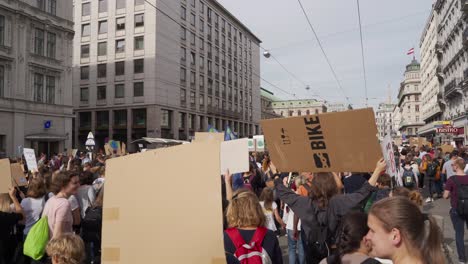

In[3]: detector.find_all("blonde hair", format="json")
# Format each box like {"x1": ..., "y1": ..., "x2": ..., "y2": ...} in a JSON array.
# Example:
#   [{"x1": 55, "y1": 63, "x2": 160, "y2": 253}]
[
  {"x1": 226, "y1": 190, "x2": 266, "y2": 228},
  {"x1": 0, "y1": 194, "x2": 11, "y2": 213},
  {"x1": 46, "y1": 234, "x2": 85, "y2": 264}
]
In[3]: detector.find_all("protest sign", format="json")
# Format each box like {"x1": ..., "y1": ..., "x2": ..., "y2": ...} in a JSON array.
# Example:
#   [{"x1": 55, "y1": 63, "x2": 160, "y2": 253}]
[
  {"x1": 0, "y1": 159, "x2": 12, "y2": 193},
  {"x1": 381, "y1": 135, "x2": 397, "y2": 179},
  {"x1": 248, "y1": 139, "x2": 255, "y2": 152},
  {"x1": 23, "y1": 148, "x2": 38, "y2": 171},
  {"x1": 220, "y1": 138, "x2": 249, "y2": 174},
  {"x1": 102, "y1": 142, "x2": 225, "y2": 264},
  {"x1": 104, "y1": 144, "x2": 112, "y2": 156},
  {"x1": 260, "y1": 108, "x2": 381, "y2": 173},
  {"x1": 253, "y1": 135, "x2": 265, "y2": 152},
  {"x1": 72, "y1": 149, "x2": 78, "y2": 157},
  {"x1": 10, "y1": 163, "x2": 27, "y2": 187},
  {"x1": 194, "y1": 132, "x2": 224, "y2": 142},
  {"x1": 441, "y1": 145, "x2": 454, "y2": 154},
  {"x1": 393, "y1": 138, "x2": 403, "y2": 146}
]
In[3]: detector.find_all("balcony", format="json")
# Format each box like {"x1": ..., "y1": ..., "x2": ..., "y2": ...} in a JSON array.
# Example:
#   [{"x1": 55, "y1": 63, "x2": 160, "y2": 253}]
[
  {"x1": 436, "y1": 66, "x2": 444, "y2": 81},
  {"x1": 435, "y1": 42, "x2": 443, "y2": 57},
  {"x1": 444, "y1": 78, "x2": 463, "y2": 99}
]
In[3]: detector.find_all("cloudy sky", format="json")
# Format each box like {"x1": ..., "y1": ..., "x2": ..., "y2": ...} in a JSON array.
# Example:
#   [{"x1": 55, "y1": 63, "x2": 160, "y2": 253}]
[{"x1": 217, "y1": 0, "x2": 433, "y2": 109}]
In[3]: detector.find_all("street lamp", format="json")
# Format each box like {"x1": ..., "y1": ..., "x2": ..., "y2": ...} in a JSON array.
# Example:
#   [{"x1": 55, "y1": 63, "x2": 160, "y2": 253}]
[
  {"x1": 263, "y1": 51, "x2": 271, "y2": 58},
  {"x1": 85, "y1": 132, "x2": 95, "y2": 160}
]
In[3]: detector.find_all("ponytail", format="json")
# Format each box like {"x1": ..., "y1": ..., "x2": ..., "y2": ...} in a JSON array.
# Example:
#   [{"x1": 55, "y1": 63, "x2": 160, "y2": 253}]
[
  {"x1": 421, "y1": 215, "x2": 445, "y2": 264},
  {"x1": 408, "y1": 190, "x2": 423, "y2": 207}
]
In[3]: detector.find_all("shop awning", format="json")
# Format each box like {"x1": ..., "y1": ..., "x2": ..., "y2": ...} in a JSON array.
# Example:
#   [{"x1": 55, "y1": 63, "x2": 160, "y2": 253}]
[{"x1": 25, "y1": 133, "x2": 67, "y2": 141}]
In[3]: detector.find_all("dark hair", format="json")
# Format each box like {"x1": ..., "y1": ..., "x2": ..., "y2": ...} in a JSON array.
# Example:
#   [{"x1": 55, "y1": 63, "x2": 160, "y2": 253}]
[
  {"x1": 377, "y1": 173, "x2": 391, "y2": 187},
  {"x1": 450, "y1": 150, "x2": 459, "y2": 158},
  {"x1": 328, "y1": 212, "x2": 369, "y2": 264},
  {"x1": 27, "y1": 177, "x2": 47, "y2": 198},
  {"x1": 310, "y1": 172, "x2": 339, "y2": 209},
  {"x1": 51, "y1": 171, "x2": 79, "y2": 194},
  {"x1": 79, "y1": 171, "x2": 94, "y2": 185}
]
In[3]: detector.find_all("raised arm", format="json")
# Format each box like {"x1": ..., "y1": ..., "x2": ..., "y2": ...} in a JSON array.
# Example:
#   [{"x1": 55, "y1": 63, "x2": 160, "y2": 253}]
[{"x1": 223, "y1": 170, "x2": 233, "y2": 202}]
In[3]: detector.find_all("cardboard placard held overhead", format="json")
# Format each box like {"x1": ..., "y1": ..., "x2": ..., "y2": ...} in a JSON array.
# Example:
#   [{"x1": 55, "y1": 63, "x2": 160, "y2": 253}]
[
  {"x1": 194, "y1": 132, "x2": 224, "y2": 143},
  {"x1": 23, "y1": 148, "x2": 38, "y2": 171},
  {"x1": 260, "y1": 108, "x2": 382, "y2": 173},
  {"x1": 11, "y1": 163, "x2": 28, "y2": 187},
  {"x1": 440, "y1": 145, "x2": 455, "y2": 154},
  {"x1": 253, "y1": 135, "x2": 265, "y2": 152},
  {"x1": 0, "y1": 159, "x2": 12, "y2": 193},
  {"x1": 102, "y1": 142, "x2": 225, "y2": 264},
  {"x1": 393, "y1": 138, "x2": 403, "y2": 146},
  {"x1": 220, "y1": 138, "x2": 249, "y2": 174},
  {"x1": 381, "y1": 135, "x2": 397, "y2": 179}
]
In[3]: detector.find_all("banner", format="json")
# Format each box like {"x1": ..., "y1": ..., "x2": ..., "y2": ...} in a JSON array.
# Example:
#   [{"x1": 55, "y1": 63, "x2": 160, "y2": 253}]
[
  {"x1": 23, "y1": 148, "x2": 38, "y2": 171},
  {"x1": 381, "y1": 135, "x2": 397, "y2": 179}
]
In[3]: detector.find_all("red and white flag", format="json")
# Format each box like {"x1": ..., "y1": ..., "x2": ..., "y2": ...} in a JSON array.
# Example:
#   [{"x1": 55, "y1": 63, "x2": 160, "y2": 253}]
[{"x1": 407, "y1": 48, "x2": 415, "y2": 55}]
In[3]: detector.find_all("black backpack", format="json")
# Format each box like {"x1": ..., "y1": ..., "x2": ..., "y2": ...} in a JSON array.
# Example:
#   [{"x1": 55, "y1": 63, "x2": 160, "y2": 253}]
[
  {"x1": 402, "y1": 167, "x2": 416, "y2": 188},
  {"x1": 81, "y1": 206, "x2": 102, "y2": 242},
  {"x1": 305, "y1": 206, "x2": 330, "y2": 264},
  {"x1": 452, "y1": 177, "x2": 468, "y2": 217},
  {"x1": 426, "y1": 161, "x2": 438, "y2": 178}
]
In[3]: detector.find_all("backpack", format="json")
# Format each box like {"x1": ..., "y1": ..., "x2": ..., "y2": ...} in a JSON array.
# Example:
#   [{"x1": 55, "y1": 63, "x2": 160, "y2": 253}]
[
  {"x1": 225, "y1": 227, "x2": 272, "y2": 264},
  {"x1": 452, "y1": 177, "x2": 468, "y2": 217},
  {"x1": 426, "y1": 161, "x2": 438, "y2": 178},
  {"x1": 81, "y1": 206, "x2": 103, "y2": 242},
  {"x1": 23, "y1": 217, "x2": 49, "y2": 260},
  {"x1": 305, "y1": 207, "x2": 330, "y2": 264},
  {"x1": 402, "y1": 167, "x2": 416, "y2": 188}
]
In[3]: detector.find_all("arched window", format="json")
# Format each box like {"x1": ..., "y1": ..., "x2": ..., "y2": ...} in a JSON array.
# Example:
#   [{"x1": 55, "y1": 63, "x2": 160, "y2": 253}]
[{"x1": 298, "y1": 110, "x2": 302, "y2": 116}]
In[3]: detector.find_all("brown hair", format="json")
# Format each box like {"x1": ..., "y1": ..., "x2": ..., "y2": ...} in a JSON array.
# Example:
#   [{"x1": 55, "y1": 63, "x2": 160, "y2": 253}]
[
  {"x1": 424, "y1": 154, "x2": 433, "y2": 162},
  {"x1": 259, "y1": 187, "x2": 274, "y2": 211},
  {"x1": 391, "y1": 187, "x2": 423, "y2": 207},
  {"x1": 27, "y1": 177, "x2": 47, "y2": 198},
  {"x1": 51, "y1": 171, "x2": 79, "y2": 194},
  {"x1": 310, "y1": 172, "x2": 339, "y2": 208},
  {"x1": 370, "y1": 197, "x2": 445, "y2": 264},
  {"x1": 226, "y1": 189, "x2": 266, "y2": 228},
  {"x1": 0, "y1": 194, "x2": 11, "y2": 213},
  {"x1": 93, "y1": 188, "x2": 104, "y2": 208},
  {"x1": 46, "y1": 234, "x2": 85, "y2": 264},
  {"x1": 377, "y1": 173, "x2": 391, "y2": 188}
]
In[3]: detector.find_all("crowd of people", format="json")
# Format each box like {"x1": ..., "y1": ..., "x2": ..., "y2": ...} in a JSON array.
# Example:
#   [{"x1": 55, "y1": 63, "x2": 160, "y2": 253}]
[{"x1": 0, "y1": 143, "x2": 467, "y2": 264}]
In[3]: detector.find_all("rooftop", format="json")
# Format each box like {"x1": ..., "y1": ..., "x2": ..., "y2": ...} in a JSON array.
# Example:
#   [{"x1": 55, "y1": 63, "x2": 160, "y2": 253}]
[{"x1": 260, "y1": 88, "x2": 280, "y2": 102}]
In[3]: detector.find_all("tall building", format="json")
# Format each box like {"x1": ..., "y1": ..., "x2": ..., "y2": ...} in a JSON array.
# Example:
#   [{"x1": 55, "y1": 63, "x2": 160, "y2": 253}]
[
  {"x1": 72, "y1": 0, "x2": 261, "y2": 151},
  {"x1": 0, "y1": 0, "x2": 74, "y2": 158},
  {"x1": 434, "y1": 0, "x2": 467, "y2": 146},
  {"x1": 375, "y1": 103, "x2": 395, "y2": 140},
  {"x1": 418, "y1": 5, "x2": 445, "y2": 143},
  {"x1": 270, "y1": 99, "x2": 327, "y2": 117},
  {"x1": 260, "y1": 88, "x2": 280, "y2": 120},
  {"x1": 397, "y1": 59, "x2": 424, "y2": 138},
  {"x1": 392, "y1": 105, "x2": 402, "y2": 139},
  {"x1": 327, "y1": 102, "x2": 347, "y2": 112}
]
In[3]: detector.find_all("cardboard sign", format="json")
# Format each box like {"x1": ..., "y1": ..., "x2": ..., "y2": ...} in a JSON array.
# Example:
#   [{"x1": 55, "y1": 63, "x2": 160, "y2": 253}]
[
  {"x1": 260, "y1": 108, "x2": 382, "y2": 173},
  {"x1": 104, "y1": 144, "x2": 112, "y2": 156},
  {"x1": 23, "y1": 148, "x2": 38, "y2": 171},
  {"x1": 410, "y1": 137, "x2": 428, "y2": 148},
  {"x1": 248, "y1": 139, "x2": 255, "y2": 152},
  {"x1": 102, "y1": 142, "x2": 225, "y2": 264},
  {"x1": 194, "y1": 132, "x2": 224, "y2": 143},
  {"x1": 10, "y1": 163, "x2": 27, "y2": 187},
  {"x1": 440, "y1": 145, "x2": 454, "y2": 154},
  {"x1": 72, "y1": 149, "x2": 78, "y2": 157},
  {"x1": 381, "y1": 135, "x2": 397, "y2": 179},
  {"x1": 253, "y1": 135, "x2": 265, "y2": 152},
  {"x1": 0, "y1": 159, "x2": 12, "y2": 193},
  {"x1": 393, "y1": 138, "x2": 403, "y2": 146},
  {"x1": 220, "y1": 138, "x2": 249, "y2": 174}
]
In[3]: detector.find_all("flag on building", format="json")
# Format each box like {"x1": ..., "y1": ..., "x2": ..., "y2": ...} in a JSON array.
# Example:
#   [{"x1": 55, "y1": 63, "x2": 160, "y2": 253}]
[
  {"x1": 224, "y1": 125, "x2": 237, "y2": 141},
  {"x1": 407, "y1": 48, "x2": 415, "y2": 55},
  {"x1": 207, "y1": 125, "x2": 218, "y2": 133}
]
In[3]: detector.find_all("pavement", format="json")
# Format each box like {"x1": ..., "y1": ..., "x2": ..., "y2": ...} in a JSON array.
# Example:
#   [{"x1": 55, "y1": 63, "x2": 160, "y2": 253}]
[{"x1": 278, "y1": 197, "x2": 464, "y2": 264}]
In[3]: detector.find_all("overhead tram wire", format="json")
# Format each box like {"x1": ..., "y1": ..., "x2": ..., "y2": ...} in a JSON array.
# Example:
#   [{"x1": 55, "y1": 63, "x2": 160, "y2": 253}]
[
  {"x1": 296, "y1": 0, "x2": 351, "y2": 106},
  {"x1": 356, "y1": 0, "x2": 368, "y2": 107}
]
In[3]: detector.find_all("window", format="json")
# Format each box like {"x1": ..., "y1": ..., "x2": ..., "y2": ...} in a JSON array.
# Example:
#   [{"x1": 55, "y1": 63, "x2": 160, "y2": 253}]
[
  {"x1": 208, "y1": 96, "x2": 212, "y2": 106},
  {"x1": 97, "y1": 86, "x2": 106, "y2": 100},
  {"x1": 135, "y1": 0, "x2": 144, "y2": 5},
  {"x1": 199, "y1": 55, "x2": 204, "y2": 68},
  {"x1": 80, "y1": 66, "x2": 89, "y2": 80},
  {"x1": 0, "y1": 66, "x2": 4, "y2": 97},
  {"x1": 181, "y1": 47, "x2": 186, "y2": 61},
  {"x1": 33, "y1": 73, "x2": 44, "y2": 102},
  {"x1": 82, "y1": 3, "x2": 90, "y2": 16},
  {"x1": 179, "y1": 113, "x2": 186, "y2": 128},
  {"x1": 200, "y1": 19, "x2": 204, "y2": 32},
  {"x1": 181, "y1": 6, "x2": 186, "y2": 20},
  {"x1": 35, "y1": 29, "x2": 45, "y2": 55},
  {"x1": 134, "y1": 59, "x2": 144, "y2": 74},
  {"x1": 97, "y1": 64, "x2": 107, "y2": 78},
  {"x1": 190, "y1": 71, "x2": 195, "y2": 85},
  {"x1": 134, "y1": 36, "x2": 144, "y2": 50},
  {"x1": 161, "y1": 110, "x2": 171, "y2": 127},
  {"x1": 191, "y1": 0, "x2": 195, "y2": 7},
  {"x1": 190, "y1": 13, "x2": 196, "y2": 26},
  {"x1": 134, "y1": 82, "x2": 144, "y2": 97},
  {"x1": 200, "y1": 1, "x2": 204, "y2": 13},
  {"x1": 81, "y1": 44, "x2": 90, "y2": 58},
  {"x1": 207, "y1": 8, "x2": 212, "y2": 22},
  {"x1": 115, "y1": 61, "x2": 125, "y2": 76},
  {"x1": 98, "y1": 42, "x2": 107, "y2": 56},
  {"x1": 190, "y1": 52, "x2": 195, "y2": 65},
  {"x1": 180, "y1": 67, "x2": 186, "y2": 82},
  {"x1": 96, "y1": 111, "x2": 109, "y2": 128},
  {"x1": 48, "y1": 0, "x2": 56, "y2": 15},
  {"x1": 46, "y1": 76, "x2": 55, "y2": 104},
  {"x1": 315, "y1": 109, "x2": 319, "y2": 115},
  {"x1": 199, "y1": 37, "x2": 204, "y2": 50},
  {"x1": 415, "y1": 105, "x2": 419, "y2": 112},
  {"x1": 135, "y1": 14, "x2": 144, "y2": 27},
  {"x1": 199, "y1": 94, "x2": 204, "y2": 106},
  {"x1": 81, "y1": 23, "x2": 90, "y2": 36},
  {"x1": 181, "y1": 27, "x2": 186, "y2": 40},
  {"x1": 190, "y1": 91, "x2": 195, "y2": 104},
  {"x1": 116, "y1": 0, "x2": 126, "y2": 9},
  {"x1": 46, "y1": 32, "x2": 56, "y2": 58},
  {"x1": 181, "y1": 89, "x2": 186, "y2": 103},
  {"x1": 114, "y1": 110, "x2": 127, "y2": 127},
  {"x1": 133, "y1": 109, "x2": 146, "y2": 127},
  {"x1": 98, "y1": 0, "x2": 107, "y2": 12},
  {"x1": 115, "y1": 84, "x2": 125, "y2": 98},
  {"x1": 115, "y1": 39, "x2": 125, "y2": 53},
  {"x1": 415, "y1": 95, "x2": 419, "y2": 101},
  {"x1": 98, "y1": 20, "x2": 108, "y2": 34},
  {"x1": 37, "y1": 0, "x2": 46, "y2": 10},
  {"x1": 190, "y1": 32, "x2": 195, "y2": 45},
  {"x1": 116, "y1": 17, "x2": 125, "y2": 31},
  {"x1": 0, "y1": 16, "x2": 4, "y2": 45},
  {"x1": 80, "y1": 87, "x2": 89, "y2": 102}
]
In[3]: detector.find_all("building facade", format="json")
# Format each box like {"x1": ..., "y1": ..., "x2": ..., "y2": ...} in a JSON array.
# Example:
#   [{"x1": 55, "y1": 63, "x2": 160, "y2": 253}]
[
  {"x1": 392, "y1": 105, "x2": 402, "y2": 139},
  {"x1": 260, "y1": 87, "x2": 280, "y2": 120},
  {"x1": 433, "y1": 0, "x2": 467, "y2": 146},
  {"x1": 270, "y1": 99, "x2": 327, "y2": 117},
  {"x1": 326, "y1": 102, "x2": 347, "y2": 112},
  {"x1": 73, "y1": 0, "x2": 261, "y2": 151},
  {"x1": 397, "y1": 59, "x2": 424, "y2": 138},
  {"x1": 0, "y1": 0, "x2": 74, "y2": 158},
  {"x1": 375, "y1": 103, "x2": 396, "y2": 140}
]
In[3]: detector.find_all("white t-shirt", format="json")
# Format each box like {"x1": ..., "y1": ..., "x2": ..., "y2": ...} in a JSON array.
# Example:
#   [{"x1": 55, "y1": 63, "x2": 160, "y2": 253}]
[
  {"x1": 259, "y1": 201, "x2": 277, "y2": 231},
  {"x1": 443, "y1": 159, "x2": 456, "y2": 178},
  {"x1": 283, "y1": 204, "x2": 301, "y2": 231},
  {"x1": 21, "y1": 196, "x2": 46, "y2": 235}
]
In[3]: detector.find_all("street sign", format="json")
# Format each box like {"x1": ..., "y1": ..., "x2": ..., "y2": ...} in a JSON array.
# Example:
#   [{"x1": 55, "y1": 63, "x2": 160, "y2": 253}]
[{"x1": 44, "y1": 120, "x2": 52, "y2": 129}]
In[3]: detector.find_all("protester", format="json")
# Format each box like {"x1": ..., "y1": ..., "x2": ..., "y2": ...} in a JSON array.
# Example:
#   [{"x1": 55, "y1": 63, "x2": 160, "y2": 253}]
[
  {"x1": 21, "y1": 177, "x2": 47, "y2": 237},
  {"x1": 81, "y1": 188, "x2": 104, "y2": 264},
  {"x1": 0, "y1": 188, "x2": 24, "y2": 264},
  {"x1": 343, "y1": 173, "x2": 368, "y2": 194},
  {"x1": 390, "y1": 187, "x2": 423, "y2": 207},
  {"x1": 363, "y1": 173, "x2": 392, "y2": 213},
  {"x1": 367, "y1": 196, "x2": 444, "y2": 264},
  {"x1": 321, "y1": 211, "x2": 380, "y2": 264},
  {"x1": 444, "y1": 157, "x2": 468, "y2": 263},
  {"x1": 224, "y1": 190, "x2": 283, "y2": 264},
  {"x1": 76, "y1": 171, "x2": 97, "y2": 218},
  {"x1": 423, "y1": 154, "x2": 439, "y2": 203},
  {"x1": 46, "y1": 234, "x2": 85, "y2": 264},
  {"x1": 284, "y1": 176, "x2": 306, "y2": 264},
  {"x1": 272, "y1": 159, "x2": 386, "y2": 263},
  {"x1": 397, "y1": 157, "x2": 419, "y2": 189},
  {"x1": 259, "y1": 187, "x2": 285, "y2": 233},
  {"x1": 442, "y1": 150, "x2": 459, "y2": 182}
]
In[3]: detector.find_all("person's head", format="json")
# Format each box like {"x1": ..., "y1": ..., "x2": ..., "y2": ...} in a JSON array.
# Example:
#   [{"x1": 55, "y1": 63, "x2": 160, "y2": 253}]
[
  {"x1": 377, "y1": 173, "x2": 391, "y2": 189},
  {"x1": 450, "y1": 150, "x2": 459, "y2": 160},
  {"x1": 83, "y1": 162, "x2": 91, "y2": 171},
  {"x1": 226, "y1": 190, "x2": 266, "y2": 228},
  {"x1": 265, "y1": 178, "x2": 274, "y2": 189},
  {"x1": 79, "y1": 171, "x2": 94, "y2": 186},
  {"x1": 367, "y1": 197, "x2": 444, "y2": 263},
  {"x1": 403, "y1": 157, "x2": 413, "y2": 166},
  {"x1": 98, "y1": 166, "x2": 106, "y2": 178},
  {"x1": 27, "y1": 177, "x2": 47, "y2": 198},
  {"x1": 0, "y1": 193, "x2": 11, "y2": 213},
  {"x1": 390, "y1": 187, "x2": 422, "y2": 207},
  {"x1": 46, "y1": 234, "x2": 85, "y2": 264},
  {"x1": 400, "y1": 149, "x2": 408, "y2": 156},
  {"x1": 424, "y1": 154, "x2": 432, "y2": 163},
  {"x1": 452, "y1": 157, "x2": 466, "y2": 174},
  {"x1": 295, "y1": 175, "x2": 307, "y2": 188},
  {"x1": 301, "y1": 172, "x2": 314, "y2": 182},
  {"x1": 259, "y1": 187, "x2": 274, "y2": 211},
  {"x1": 51, "y1": 171, "x2": 80, "y2": 196},
  {"x1": 310, "y1": 172, "x2": 339, "y2": 208}
]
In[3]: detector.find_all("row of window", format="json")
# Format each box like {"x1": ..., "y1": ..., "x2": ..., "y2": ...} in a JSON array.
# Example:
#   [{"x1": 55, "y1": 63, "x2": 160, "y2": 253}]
[
  {"x1": 81, "y1": 36, "x2": 144, "y2": 58},
  {"x1": 80, "y1": 82, "x2": 144, "y2": 102},
  {"x1": 80, "y1": 59, "x2": 144, "y2": 80},
  {"x1": 89, "y1": 0, "x2": 145, "y2": 15},
  {"x1": 81, "y1": 14, "x2": 144, "y2": 37},
  {"x1": 36, "y1": 0, "x2": 56, "y2": 15},
  {"x1": 79, "y1": 108, "x2": 146, "y2": 129}
]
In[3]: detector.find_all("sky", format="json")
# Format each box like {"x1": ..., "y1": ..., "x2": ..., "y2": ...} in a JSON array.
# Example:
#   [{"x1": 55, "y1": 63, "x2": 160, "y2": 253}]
[{"x1": 217, "y1": 0, "x2": 433, "y2": 109}]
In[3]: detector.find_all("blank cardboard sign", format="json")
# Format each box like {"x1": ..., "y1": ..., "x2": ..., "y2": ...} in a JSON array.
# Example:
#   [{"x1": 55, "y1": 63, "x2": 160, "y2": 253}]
[
  {"x1": 0, "y1": 159, "x2": 12, "y2": 193},
  {"x1": 221, "y1": 138, "x2": 249, "y2": 174},
  {"x1": 260, "y1": 108, "x2": 382, "y2": 173},
  {"x1": 11, "y1": 163, "x2": 28, "y2": 187},
  {"x1": 102, "y1": 142, "x2": 225, "y2": 264},
  {"x1": 194, "y1": 132, "x2": 224, "y2": 143}
]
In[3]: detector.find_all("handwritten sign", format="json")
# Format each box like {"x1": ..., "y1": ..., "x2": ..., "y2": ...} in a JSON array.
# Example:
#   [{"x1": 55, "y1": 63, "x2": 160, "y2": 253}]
[
  {"x1": 23, "y1": 148, "x2": 38, "y2": 171},
  {"x1": 381, "y1": 135, "x2": 397, "y2": 179}
]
